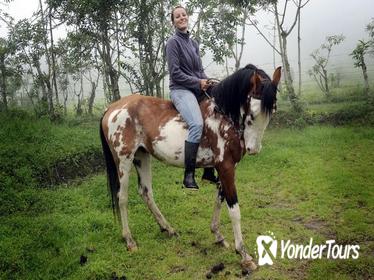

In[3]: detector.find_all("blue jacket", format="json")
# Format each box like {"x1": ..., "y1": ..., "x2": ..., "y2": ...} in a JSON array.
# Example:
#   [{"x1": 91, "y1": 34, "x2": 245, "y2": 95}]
[{"x1": 165, "y1": 29, "x2": 207, "y2": 97}]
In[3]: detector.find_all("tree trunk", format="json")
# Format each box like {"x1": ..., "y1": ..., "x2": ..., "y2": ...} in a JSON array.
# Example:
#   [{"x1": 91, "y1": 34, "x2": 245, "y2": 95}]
[
  {"x1": 361, "y1": 61, "x2": 369, "y2": 95},
  {"x1": 281, "y1": 34, "x2": 302, "y2": 112},
  {"x1": 63, "y1": 91, "x2": 68, "y2": 115},
  {"x1": 88, "y1": 72, "x2": 100, "y2": 115},
  {"x1": 49, "y1": 8, "x2": 59, "y2": 105},
  {"x1": 235, "y1": 10, "x2": 247, "y2": 71},
  {"x1": 322, "y1": 67, "x2": 329, "y2": 96},
  {"x1": 274, "y1": 3, "x2": 303, "y2": 113},
  {"x1": 297, "y1": 5, "x2": 302, "y2": 96},
  {"x1": 0, "y1": 55, "x2": 7, "y2": 111},
  {"x1": 39, "y1": 0, "x2": 54, "y2": 116},
  {"x1": 106, "y1": 45, "x2": 120, "y2": 101},
  {"x1": 100, "y1": 27, "x2": 120, "y2": 102},
  {"x1": 108, "y1": 65, "x2": 120, "y2": 101},
  {"x1": 75, "y1": 74, "x2": 83, "y2": 116},
  {"x1": 88, "y1": 80, "x2": 97, "y2": 115}
]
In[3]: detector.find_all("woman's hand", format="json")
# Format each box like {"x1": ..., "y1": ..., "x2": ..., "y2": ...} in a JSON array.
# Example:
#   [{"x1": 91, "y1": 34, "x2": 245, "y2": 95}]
[{"x1": 200, "y1": 79, "x2": 209, "y2": 91}]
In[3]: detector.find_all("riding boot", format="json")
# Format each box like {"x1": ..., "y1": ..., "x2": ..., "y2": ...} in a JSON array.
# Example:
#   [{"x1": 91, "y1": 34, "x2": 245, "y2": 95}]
[
  {"x1": 183, "y1": 141, "x2": 199, "y2": 190},
  {"x1": 202, "y1": 167, "x2": 220, "y2": 184}
]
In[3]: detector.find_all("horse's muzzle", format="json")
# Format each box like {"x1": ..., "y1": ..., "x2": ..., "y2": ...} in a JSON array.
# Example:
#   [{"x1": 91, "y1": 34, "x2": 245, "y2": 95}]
[{"x1": 246, "y1": 145, "x2": 261, "y2": 155}]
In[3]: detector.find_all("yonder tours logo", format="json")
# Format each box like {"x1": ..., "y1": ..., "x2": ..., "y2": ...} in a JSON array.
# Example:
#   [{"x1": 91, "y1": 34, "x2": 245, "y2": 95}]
[{"x1": 255, "y1": 232, "x2": 360, "y2": 266}]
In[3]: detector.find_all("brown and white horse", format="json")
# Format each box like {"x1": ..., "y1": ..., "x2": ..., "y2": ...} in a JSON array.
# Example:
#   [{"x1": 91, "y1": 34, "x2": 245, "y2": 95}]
[{"x1": 100, "y1": 64, "x2": 281, "y2": 272}]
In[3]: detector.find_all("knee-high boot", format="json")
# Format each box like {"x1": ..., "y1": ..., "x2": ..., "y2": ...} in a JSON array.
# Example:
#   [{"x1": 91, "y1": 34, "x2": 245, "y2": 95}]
[
  {"x1": 183, "y1": 141, "x2": 199, "y2": 190},
  {"x1": 202, "y1": 167, "x2": 219, "y2": 184}
]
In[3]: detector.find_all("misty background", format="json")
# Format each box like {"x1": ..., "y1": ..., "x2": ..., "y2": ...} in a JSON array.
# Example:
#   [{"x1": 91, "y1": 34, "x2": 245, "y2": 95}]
[{"x1": 0, "y1": 0, "x2": 373, "y2": 102}]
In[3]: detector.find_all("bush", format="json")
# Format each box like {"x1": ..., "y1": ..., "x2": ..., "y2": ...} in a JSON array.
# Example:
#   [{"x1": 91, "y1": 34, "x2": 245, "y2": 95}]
[{"x1": 271, "y1": 102, "x2": 374, "y2": 128}]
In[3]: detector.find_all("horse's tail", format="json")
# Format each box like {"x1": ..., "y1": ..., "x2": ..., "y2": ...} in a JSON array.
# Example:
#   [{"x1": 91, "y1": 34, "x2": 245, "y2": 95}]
[{"x1": 99, "y1": 116, "x2": 120, "y2": 220}]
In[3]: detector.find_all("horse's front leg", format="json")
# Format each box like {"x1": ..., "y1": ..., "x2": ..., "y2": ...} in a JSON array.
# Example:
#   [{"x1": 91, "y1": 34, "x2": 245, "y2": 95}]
[
  {"x1": 211, "y1": 186, "x2": 229, "y2": 248},
  {"x1": 216, "y1": 162, "x2": 257, "y2": 272}
]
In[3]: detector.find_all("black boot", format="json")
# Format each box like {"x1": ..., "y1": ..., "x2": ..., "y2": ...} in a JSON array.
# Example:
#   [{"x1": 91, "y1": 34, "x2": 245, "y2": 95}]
[
  {"x1": 183, "y1": 141, "x2": 199, "y2": 190},
  {"x1": 202, "y1": 167, "x2": 220, "y2": 184}
]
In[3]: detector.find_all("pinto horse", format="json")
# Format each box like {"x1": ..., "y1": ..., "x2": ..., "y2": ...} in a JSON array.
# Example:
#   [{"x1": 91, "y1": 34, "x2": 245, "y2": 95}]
[{"x1": 100, "y1": 64, "x2": 281, "y2": 272}]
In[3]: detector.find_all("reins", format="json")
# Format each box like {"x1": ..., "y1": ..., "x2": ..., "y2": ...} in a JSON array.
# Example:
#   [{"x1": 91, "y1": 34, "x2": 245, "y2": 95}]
[{"x1": 202, "y1": 78, "x2": 256, "y2": 138}]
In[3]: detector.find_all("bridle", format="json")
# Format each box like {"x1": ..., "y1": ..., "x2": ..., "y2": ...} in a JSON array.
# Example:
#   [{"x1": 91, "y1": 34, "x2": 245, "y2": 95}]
[{"x1": 203, "y1": 76, "x2": 276, "y2": 139}]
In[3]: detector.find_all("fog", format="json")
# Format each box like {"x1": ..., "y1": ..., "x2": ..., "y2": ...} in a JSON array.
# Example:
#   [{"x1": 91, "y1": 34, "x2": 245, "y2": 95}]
[{"x1": 1, "y1": 0, "x2": 373, "y2": 95}]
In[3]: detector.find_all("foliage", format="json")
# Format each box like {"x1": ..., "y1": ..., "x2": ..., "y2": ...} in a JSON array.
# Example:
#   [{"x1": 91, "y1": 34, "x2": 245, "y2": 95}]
[
  {"x1": 126, "y1": 0, "x2": 177, "y2": 97},
  {"x1": 48, "y1": 0, "x2": 129, "y2": 102},
  {"x1": 249, "y1": 0, "x2": 309, "y2": 113},
  {"x1": 272, "y1": 101, "x2": 374, "y2": 128},
  {"x1": 366, "y1": 18, "x2": 374, "y2": 55},
  {"x1": 0, "y1": 36, "x2": 22, "y2": 110},
  {"x1": 351, "y1": 19, "x2": 373, "y2": 96},
  {"x1": 188, "y1": 1, "x2": 242, "y2": 64},
  {"x1": 351, "y1": 40, "x2": 371, "y2": 68},
  {"x1": 187, "y1": 0, "x2": 260, "y2": 67},
  {"x1": 309, "y1": 34, "x2": 345, "y2": 97},
  {"x1": 0, "y1": 109, "x2": 101, "y2": 212}
]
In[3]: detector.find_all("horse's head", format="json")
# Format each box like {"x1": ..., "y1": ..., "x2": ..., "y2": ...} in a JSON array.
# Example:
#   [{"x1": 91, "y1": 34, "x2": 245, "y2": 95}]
[{"x1": 243, "y1": 66, "x2": 281, "y2": 155}]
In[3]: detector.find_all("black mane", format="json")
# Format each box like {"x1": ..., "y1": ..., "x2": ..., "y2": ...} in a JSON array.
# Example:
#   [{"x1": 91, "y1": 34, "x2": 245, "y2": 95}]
[{"x1": 210, "y1": 64, "x2": 276, "y2": 125}]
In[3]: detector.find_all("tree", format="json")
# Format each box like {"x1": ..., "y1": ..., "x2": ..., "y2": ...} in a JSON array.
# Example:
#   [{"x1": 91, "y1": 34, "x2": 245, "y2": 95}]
[
  {"x1": 187, "y1": 0, "x2": 256, "y2": 74},
  {"x1": 56, "y1": 31, "x2": 101, "y2": 115},
  {"x1": 351, "y1": 41, "x2": 370, "y2": 95},
  {"x1": 0, "y1": 38, "x2": 10, "y2": 110},
  {"x1": 10, "y1": 18, "x2": 54, "y2": 116},
  {"x1": 189, "y1": 2, "x2": 241, "y2": 65},
  {"x1": 48, "y1": 0, "x2": 129, "y2": 102},
  {"x1": 127, "y1": 0, "x2": 176, "y2": 97},
  {"x1": 295, "y1": 0, "x2": 310, "y2": 96},
  {"x1": 0, "y1": 37, "x2": 21, "y2": 111},
  {"x1": 309, "y1": 34, "x2": 345, "y2": 97},
  {"x1": 366, "y1": 18, "x2": 374, "y2": 55},
  {"x1": 249, "y1": 0, "x2": 308, "y2": 112}
]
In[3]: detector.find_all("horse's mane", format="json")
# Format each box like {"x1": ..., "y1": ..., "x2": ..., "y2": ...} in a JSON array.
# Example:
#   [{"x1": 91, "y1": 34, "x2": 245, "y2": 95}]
[{"x1": 210, "y1": 64, "x2": 276, "y2": 125}]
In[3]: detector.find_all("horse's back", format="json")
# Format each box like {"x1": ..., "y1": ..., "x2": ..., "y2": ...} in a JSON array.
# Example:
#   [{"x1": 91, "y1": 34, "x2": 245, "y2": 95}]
[{"x1": 101, "y1": 95, "x2": 189, "y2": 163}]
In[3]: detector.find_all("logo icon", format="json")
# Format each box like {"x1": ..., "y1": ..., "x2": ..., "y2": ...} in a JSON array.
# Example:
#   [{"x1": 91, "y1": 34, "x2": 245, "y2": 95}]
[{"x1": 257, "y1": 233, "x2": 277, "y2": 266}]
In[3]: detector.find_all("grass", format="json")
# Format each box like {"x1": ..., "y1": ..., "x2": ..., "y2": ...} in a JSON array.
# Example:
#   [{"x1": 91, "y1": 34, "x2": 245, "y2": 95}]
[
  {"x1": 0, "y1": 110, "x2": 101, "y2": 215},
  {"x1": 1, "y1": 125, "x2": 373, "y2": 279}
]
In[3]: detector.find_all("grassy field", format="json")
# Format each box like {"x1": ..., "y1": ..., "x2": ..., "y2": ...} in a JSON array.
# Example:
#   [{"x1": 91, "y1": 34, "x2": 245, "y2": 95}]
[{"x1": 1, "y1": 121, "x2": 373, "y2": 279}]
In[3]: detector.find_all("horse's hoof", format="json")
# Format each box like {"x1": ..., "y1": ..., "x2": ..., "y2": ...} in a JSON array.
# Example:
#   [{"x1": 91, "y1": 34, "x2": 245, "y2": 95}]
[
  {"x1": 127, "y1": 244, "x2": 138, "y2": 252},
  {"x1": 215, "y1": 239, "x2": 229, "y2": 248},
  {"x1": 167, "y1": 230, "x2": 179, "y2": 237},
  {"x1": 241, "y1": 259, "x2": 257, "y2": 273},
  {"x1": 124, "y1": 238, "x2": 138, "y2": 252},
  {"x1": 161, "y1": 227, "x2": 179, "y2": 237}
]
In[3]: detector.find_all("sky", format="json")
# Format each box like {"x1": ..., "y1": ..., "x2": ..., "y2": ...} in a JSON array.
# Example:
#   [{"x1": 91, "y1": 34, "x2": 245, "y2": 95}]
[{"x1": 0, "y1": 0, "x2": 373, "y2": 84}]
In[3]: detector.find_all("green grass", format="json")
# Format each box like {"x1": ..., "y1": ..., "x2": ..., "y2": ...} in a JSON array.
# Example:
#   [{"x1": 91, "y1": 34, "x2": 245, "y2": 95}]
[
  {"x1": 0, "y1": 110, "x2": 101, "y2": 215},
  {"x1": 1, "y1": 125, "x2": 373, "y2": 279},
  {"x1": 0, "y1": 110, "x2": 100, "y2": 181}
]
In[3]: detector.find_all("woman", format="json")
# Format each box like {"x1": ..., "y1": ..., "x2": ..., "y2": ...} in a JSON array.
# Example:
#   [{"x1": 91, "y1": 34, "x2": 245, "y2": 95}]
[{"x1": 166, "y1": 6, "x2": 218, "y2": 190}]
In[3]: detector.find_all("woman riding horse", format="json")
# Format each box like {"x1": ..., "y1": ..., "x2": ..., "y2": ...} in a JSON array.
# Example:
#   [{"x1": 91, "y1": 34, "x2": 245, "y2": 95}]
[
  {"x1": 100, "y1": 64, "x2": 281, "y2": 272},
  {"x1": 166, "y1": 5, "x2": 218, "y2": 190}
]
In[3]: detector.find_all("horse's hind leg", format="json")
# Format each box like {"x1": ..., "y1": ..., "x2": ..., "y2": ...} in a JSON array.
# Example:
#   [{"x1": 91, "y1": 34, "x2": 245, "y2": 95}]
[
  {"x1": 118, "y1": 159, "x2": 138, "y2": 251},
  {"x1": 134, "y1": 149, "x2": 176, "y2": 236}
]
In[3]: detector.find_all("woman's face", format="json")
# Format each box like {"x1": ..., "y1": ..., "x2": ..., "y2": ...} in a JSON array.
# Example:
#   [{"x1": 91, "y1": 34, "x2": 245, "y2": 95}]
[{"x1": 173, "y1": 8, "x2": 188, "y2": 32}]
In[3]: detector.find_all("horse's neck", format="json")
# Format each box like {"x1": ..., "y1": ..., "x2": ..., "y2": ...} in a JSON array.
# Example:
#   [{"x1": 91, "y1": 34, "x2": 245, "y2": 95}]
[
  {"x1": 200, "y1": 98, "x2": 246, "y2": 156},
  {"x1": 199, "y1": 98, "x2": 216, "y2": 120}
]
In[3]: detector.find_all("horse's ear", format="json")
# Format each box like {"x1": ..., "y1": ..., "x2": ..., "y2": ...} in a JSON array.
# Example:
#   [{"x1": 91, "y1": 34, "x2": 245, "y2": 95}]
[
  {"x1": 251, "y1": 71, "x2": 262, "y2": 94},
  {"x1": 272, "y1": 66, "x2": 282, "y2": 86}
]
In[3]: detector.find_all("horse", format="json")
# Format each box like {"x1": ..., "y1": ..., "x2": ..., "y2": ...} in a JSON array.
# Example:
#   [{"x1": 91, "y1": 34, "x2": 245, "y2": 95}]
[{"x1": 99, "y1": 64, "x2": 281, "y2": 272}]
